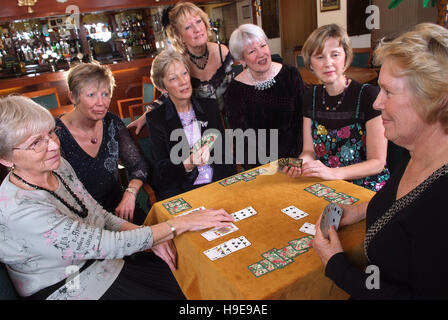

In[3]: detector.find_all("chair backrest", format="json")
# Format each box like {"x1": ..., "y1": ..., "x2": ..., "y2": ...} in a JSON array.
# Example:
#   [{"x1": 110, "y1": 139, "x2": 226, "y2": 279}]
[
  {"x1": 22, "y1": 88, "x2": 61, "y2": 110},
  {"x1": 294, "y1": 49, "x2": 305, "y2": 68},
  {"x1": 351, "y1": 48, "x2": 372, "y2": 68},
  {"x1": 231, "y1": 64, "x2": 244, "y2": 77},
  {"x1": 0, "y1": 263, "x2": 19, "y2": 300},
  {"x1": 142, "y1": 76, "x2": 156, "y2": 104}
]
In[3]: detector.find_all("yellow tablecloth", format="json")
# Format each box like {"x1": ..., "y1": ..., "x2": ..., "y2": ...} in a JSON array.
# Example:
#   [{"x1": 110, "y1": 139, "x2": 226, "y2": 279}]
[{"x1": 144, "y1": 163, "x2": 375, "y2": 299}]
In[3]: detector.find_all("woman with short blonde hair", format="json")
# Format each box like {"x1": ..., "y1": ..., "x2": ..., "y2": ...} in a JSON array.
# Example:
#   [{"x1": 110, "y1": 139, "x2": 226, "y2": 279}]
[{"x1": 150, "y1": 50, "x2": 190, "y2": 91}]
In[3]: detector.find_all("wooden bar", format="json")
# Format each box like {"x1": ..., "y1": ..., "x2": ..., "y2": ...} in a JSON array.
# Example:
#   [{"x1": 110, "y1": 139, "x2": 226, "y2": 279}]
[{"x1": 0, "y1": 56, "x2": 153, "y2": 116}]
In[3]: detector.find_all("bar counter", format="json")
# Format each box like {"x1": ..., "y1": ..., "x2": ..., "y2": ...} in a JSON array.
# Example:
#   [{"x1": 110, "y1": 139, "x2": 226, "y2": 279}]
[{"x1": 0, "y1": 56, "x2": 154, "y2": 116}]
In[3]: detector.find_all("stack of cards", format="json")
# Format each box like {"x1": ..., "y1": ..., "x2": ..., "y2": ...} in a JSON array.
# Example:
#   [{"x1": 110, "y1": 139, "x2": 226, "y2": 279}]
[
  {"x1": 278, "y1": 158, "x2": 303, "y2": 171},
  {"x1": 231, "y1": 206, "x2": 257, "y2": 222},
  {"x1": 218, "y1": 168, "x2": 268, "y2": 187},
  {"x1": 247, "y1": 235, "x2": 313, "y2": 277},
  {"x1": 320, "y1": 203, "x2": 343, "y2": 239},
  {"x1": 304, "y1": 183, "x2": 360, "y2": 205},
  {"x1": 201, "y1": 223, "x2": 239, "y2": 241},
  {"x1": 162, "y1": 197, "x2": 192, "y2": 215},
  {"x1": 203, "y1": 236, "x2": 251, "y2": 261},
  {"x1": 281, "y1": 205, "x2": 308, "y2": 220},
  {"x1": 191, "y1": 132, "x2": 218, "y2": 154}
]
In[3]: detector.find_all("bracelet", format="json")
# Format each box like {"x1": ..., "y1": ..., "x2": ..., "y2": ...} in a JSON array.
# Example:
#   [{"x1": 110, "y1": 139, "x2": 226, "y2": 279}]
[
  {"x1": 125, "y1": 187, "x2": 137, "y2": 197},
  {"x1": 166, "y1": 221, "x2": 176, "y2": 238}
]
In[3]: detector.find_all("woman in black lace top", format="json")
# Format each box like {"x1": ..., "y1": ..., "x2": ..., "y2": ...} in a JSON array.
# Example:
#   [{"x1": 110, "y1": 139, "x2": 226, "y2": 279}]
[
  {"x1": 313, "y1": 23, "x2": 448, "y2": 299},
  {"x1": 128, "y1": 2, "x2": 234, "y2": 134},
  {"x1": 224, "y1": 24, "x2": 305, "y2": 170},
  {"x1": 56, "y1": 62, "x2": 148, "y2": 225}
]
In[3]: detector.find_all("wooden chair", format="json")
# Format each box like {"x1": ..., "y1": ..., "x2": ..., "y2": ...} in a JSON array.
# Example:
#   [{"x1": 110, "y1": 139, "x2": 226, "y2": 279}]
[
  {"x1": 116, "y1": 76, "x2": 156, "y2": 126},
  {"x1": 22, "y1": 88, "x2": 72, "y2": 117},
  {"x1": 351, "y1": 47, "x2": 372, "y2": 68}
]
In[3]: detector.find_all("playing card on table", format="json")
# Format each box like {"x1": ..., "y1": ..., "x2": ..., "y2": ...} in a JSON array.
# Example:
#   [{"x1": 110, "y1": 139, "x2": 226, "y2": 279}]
[
  {"x1": 248, "y1": 262, "x2": 269, "y2": 277},
  {"x1": 175, "y1": 206, "x2": 206, "y2": 217},
  {"x1": 259, "y1": 259, "x2": 277, "y2": 272},
  {"x1": 288, "y1": 235, "x2": 314, "y2": 252},
  {"x1": 218, "y1": 176, "x2": 240, "y2": 187},
  {"x1": 281, "y1": 205, "x2": 309, "y2": 220},
  {"x1": 240, "y1": 173, "x2": 256, "y2": 182},
  {"x1": 261, "y1": 249, "x2": 293, "y2": 268},
  {"x1": 320, "y1": 203, "x2": 343, "y2": 239},
  {"x1": 276, "y1": 245, "x2": 301, "y2": 260},
  {"x1": 336, "y1": 192, "x2": 360, "y2": 205},
  {"x1": 201, "y1": 223, "x2": 238, "y2": 241},
  {"x1": 225, "y1": 236, "x2": 252, "y2": 253},
  {"x1": 323, "y1": 192, "x2": 343, "y2": 203},
  {"x1": 314, "y1": 187, "x2": 335, "y2": 197},
  {"x1": 203, "y1": 246, "x2": 227, "y2": 261},
  {"x1": 299, "y1": 222, "x2": 316, "y2": 235},
  {"x1": 304, "y1": 183, "x2": 327, "y2": 195},
  {"x1": 162, "y1": 197, "x2": 192, "y2": 215},
  {"x1": 231, "y1": 206, "x2": 257, "y2": 222}
]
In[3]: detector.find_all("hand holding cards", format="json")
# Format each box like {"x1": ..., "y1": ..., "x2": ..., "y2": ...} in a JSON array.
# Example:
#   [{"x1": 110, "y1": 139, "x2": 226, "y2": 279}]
[
  {"x1": 320, "y1": 203, "x2": 343, "y2": 239},
  {"x1": 278, "y1": 158, "x2": 303, "y2": 171}
]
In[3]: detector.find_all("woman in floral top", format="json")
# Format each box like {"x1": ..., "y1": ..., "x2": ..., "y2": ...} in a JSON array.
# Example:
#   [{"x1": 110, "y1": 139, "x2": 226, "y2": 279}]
[{"x1": 285, "y1": 24, "x2": 389, "y2": 191}]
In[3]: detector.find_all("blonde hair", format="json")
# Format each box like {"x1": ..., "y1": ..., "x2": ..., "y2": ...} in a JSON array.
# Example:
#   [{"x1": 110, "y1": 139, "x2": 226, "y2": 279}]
[
  {"x1": 0, "y1": 95, "x2": 55, "y2": 159},
  {"x1": 67, "y1": 61, "x2": 116, "y2": 103},
  {"x1": 150, "y1": 50, "x2": 190, "y2": 91},
  {"x1": 165, "y1": 2, "x2": 212, "y2": 54},
  {"x1": 374, "y1": 23, "x2": 448, "y2": 132},
  {"x1": 302, "y1": 24, "x2": 353, "y2": 71}
]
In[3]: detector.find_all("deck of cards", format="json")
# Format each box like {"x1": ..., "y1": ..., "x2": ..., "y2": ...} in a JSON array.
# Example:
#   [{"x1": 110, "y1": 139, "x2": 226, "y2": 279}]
[
  {"x1": 281, "y1": 205, "x2": 309, "y2": 220},
  {"x1": 278, "y1": 158, "x2": 303, "y2": 171},
  {"x1": 191, "y1": 132, "x2": 218, "y2": 154},
  {"x1": 203, "y1": 236, "x2": 252, "y2": 261},
  {"x1": 320, "y1": 203, "x2": 343, "y2": 239}
]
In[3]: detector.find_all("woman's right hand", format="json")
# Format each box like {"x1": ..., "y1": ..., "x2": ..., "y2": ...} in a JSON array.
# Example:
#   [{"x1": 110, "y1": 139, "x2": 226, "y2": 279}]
[
  {"x1": 127, "y1": 113, "x2": 148, "y2": 135},
  {"x1": 174, "y1": 208, "x2": 234, "y2": 234}
]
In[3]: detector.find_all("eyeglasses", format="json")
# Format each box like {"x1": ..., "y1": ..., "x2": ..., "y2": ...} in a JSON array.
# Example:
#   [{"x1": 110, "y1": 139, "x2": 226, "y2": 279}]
[{"x1": 12, "y1": 128, "x2": 60, "y2": 153}]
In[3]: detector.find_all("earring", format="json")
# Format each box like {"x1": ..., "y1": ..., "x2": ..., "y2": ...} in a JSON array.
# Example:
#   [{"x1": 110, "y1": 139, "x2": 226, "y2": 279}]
[{"x1": 9, "y1": 164, "x2": 15, "y2": 172}]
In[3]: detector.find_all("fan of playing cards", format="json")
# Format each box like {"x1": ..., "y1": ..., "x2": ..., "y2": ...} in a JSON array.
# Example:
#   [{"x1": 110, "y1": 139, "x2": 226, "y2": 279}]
[{"x1": 320, "y1": 203, "x2": 343, "y2": 239}]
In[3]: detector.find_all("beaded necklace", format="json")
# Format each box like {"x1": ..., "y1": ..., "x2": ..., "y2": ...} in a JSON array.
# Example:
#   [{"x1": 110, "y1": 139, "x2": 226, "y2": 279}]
[
  {"x1": 187, "y1": 45, "x2": 209, "y2": 70},
  {"x1": 12, "y1": 171, "x2": 88, "y2": 218},
  {"x1": 322, "y1": 77, "x2": 350, "y2": 111}
]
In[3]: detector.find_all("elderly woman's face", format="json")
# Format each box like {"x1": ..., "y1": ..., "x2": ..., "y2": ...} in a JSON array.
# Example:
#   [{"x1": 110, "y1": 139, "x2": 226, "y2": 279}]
[
  {"x1": 373, "y1": 59, "x2": 422, "y2": 147},
  {"x1": 10, "y1": 127, "x2": 61, "y2": 175},
  {"x1": 74, "y1": 81, "x2": 111, "y2": 121},
  {"x1": 241, "y1": 38, "x2": 272, "y2": 74},
  {"x1": 162, "y1": 61, "x2": 192, "y2": 103},
  {"x1": 179, "y1": 14, "x2": 207, "y2": 49}
]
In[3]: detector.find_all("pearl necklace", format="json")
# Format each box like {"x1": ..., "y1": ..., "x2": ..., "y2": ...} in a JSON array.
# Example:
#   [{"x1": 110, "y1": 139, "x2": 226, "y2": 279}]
[{"x1": 247, "y1": 64, "x2": 276, "y2": 91}]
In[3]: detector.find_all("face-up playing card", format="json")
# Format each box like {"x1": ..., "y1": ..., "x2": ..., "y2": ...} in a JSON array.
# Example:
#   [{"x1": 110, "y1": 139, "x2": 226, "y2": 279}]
[
  {"x1": 320, "y1": 203, "x2": 343, "y2": 239},
  {"x1": 162, "y1": 197, "x2": 192, "y2": 215},
  {"x1": 203, "y1": 245, "x2": 228, "y2": 261},
  {"x1": 231, "y1": 206, "x2": 257, "y2": 222},
  {"x1": 281, "y1": 205, "x2": 309, "y2": 220},
  {"x1": 201, "y1": 223, "x2": 239, "y2": 241},
  {"x1": 175, "y1": 206, "x2": 206, "y2": 217},
  {"x1": 225, "y1": 236, "x2": 252, "y2": 253},
  {"x1": 248, "y1": 262, "x2": 269, "y2": 277},
  {"x1": 299, "y1": 222, "x2": 316, "y2": 235}
]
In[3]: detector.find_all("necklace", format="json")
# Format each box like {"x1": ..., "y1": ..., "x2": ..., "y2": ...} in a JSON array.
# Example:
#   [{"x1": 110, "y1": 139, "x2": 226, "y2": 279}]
[
  {"x1": 247, "y1": 64, "x2": 276, "y2": 91},
  {"x1": 187, "y1": 45, "x2": 209, "y2": 70},
  {"x1": 322, "y1": 77, "x2": 350, "y2": 111},
  {"x1": 12, "y1": 171, "x2": 89, "y2": 218}
]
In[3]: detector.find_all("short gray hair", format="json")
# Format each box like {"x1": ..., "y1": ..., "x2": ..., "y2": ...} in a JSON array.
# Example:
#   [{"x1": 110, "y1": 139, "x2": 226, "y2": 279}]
[
  {"x1": 229, "y1": 24, "x2": 268, "y2": 61},
  {"x1": 150, "y1": 50, "x2": 190, "y2": 91},
  {"x1": 0, "y1": 95, "x2": 55, "y2": 159}
]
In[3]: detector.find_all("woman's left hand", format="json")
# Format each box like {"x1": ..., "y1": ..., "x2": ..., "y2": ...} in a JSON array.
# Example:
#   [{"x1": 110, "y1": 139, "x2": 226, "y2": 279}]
[
  {"x1": 313, "y1": 213, "x2": 344, "y2": 267},
  {"x1": 301, "y1": 160, "x2": 338, "y2": 181},
  {"x1": 115, "y1": 191, "x2": 136, "y2": 222},
  {"x1": 151, "y1": 240, "x2": 177, "y2": 271}
]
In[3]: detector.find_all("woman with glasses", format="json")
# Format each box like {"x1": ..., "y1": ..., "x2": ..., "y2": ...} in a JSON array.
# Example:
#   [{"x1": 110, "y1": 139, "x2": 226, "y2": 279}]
[
  {"x1": 55, "y1": 61, "x2": 148, "y2": 225},
  {"x1": 0, "y1": 95, "x2": 234, "y2": 299}
]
